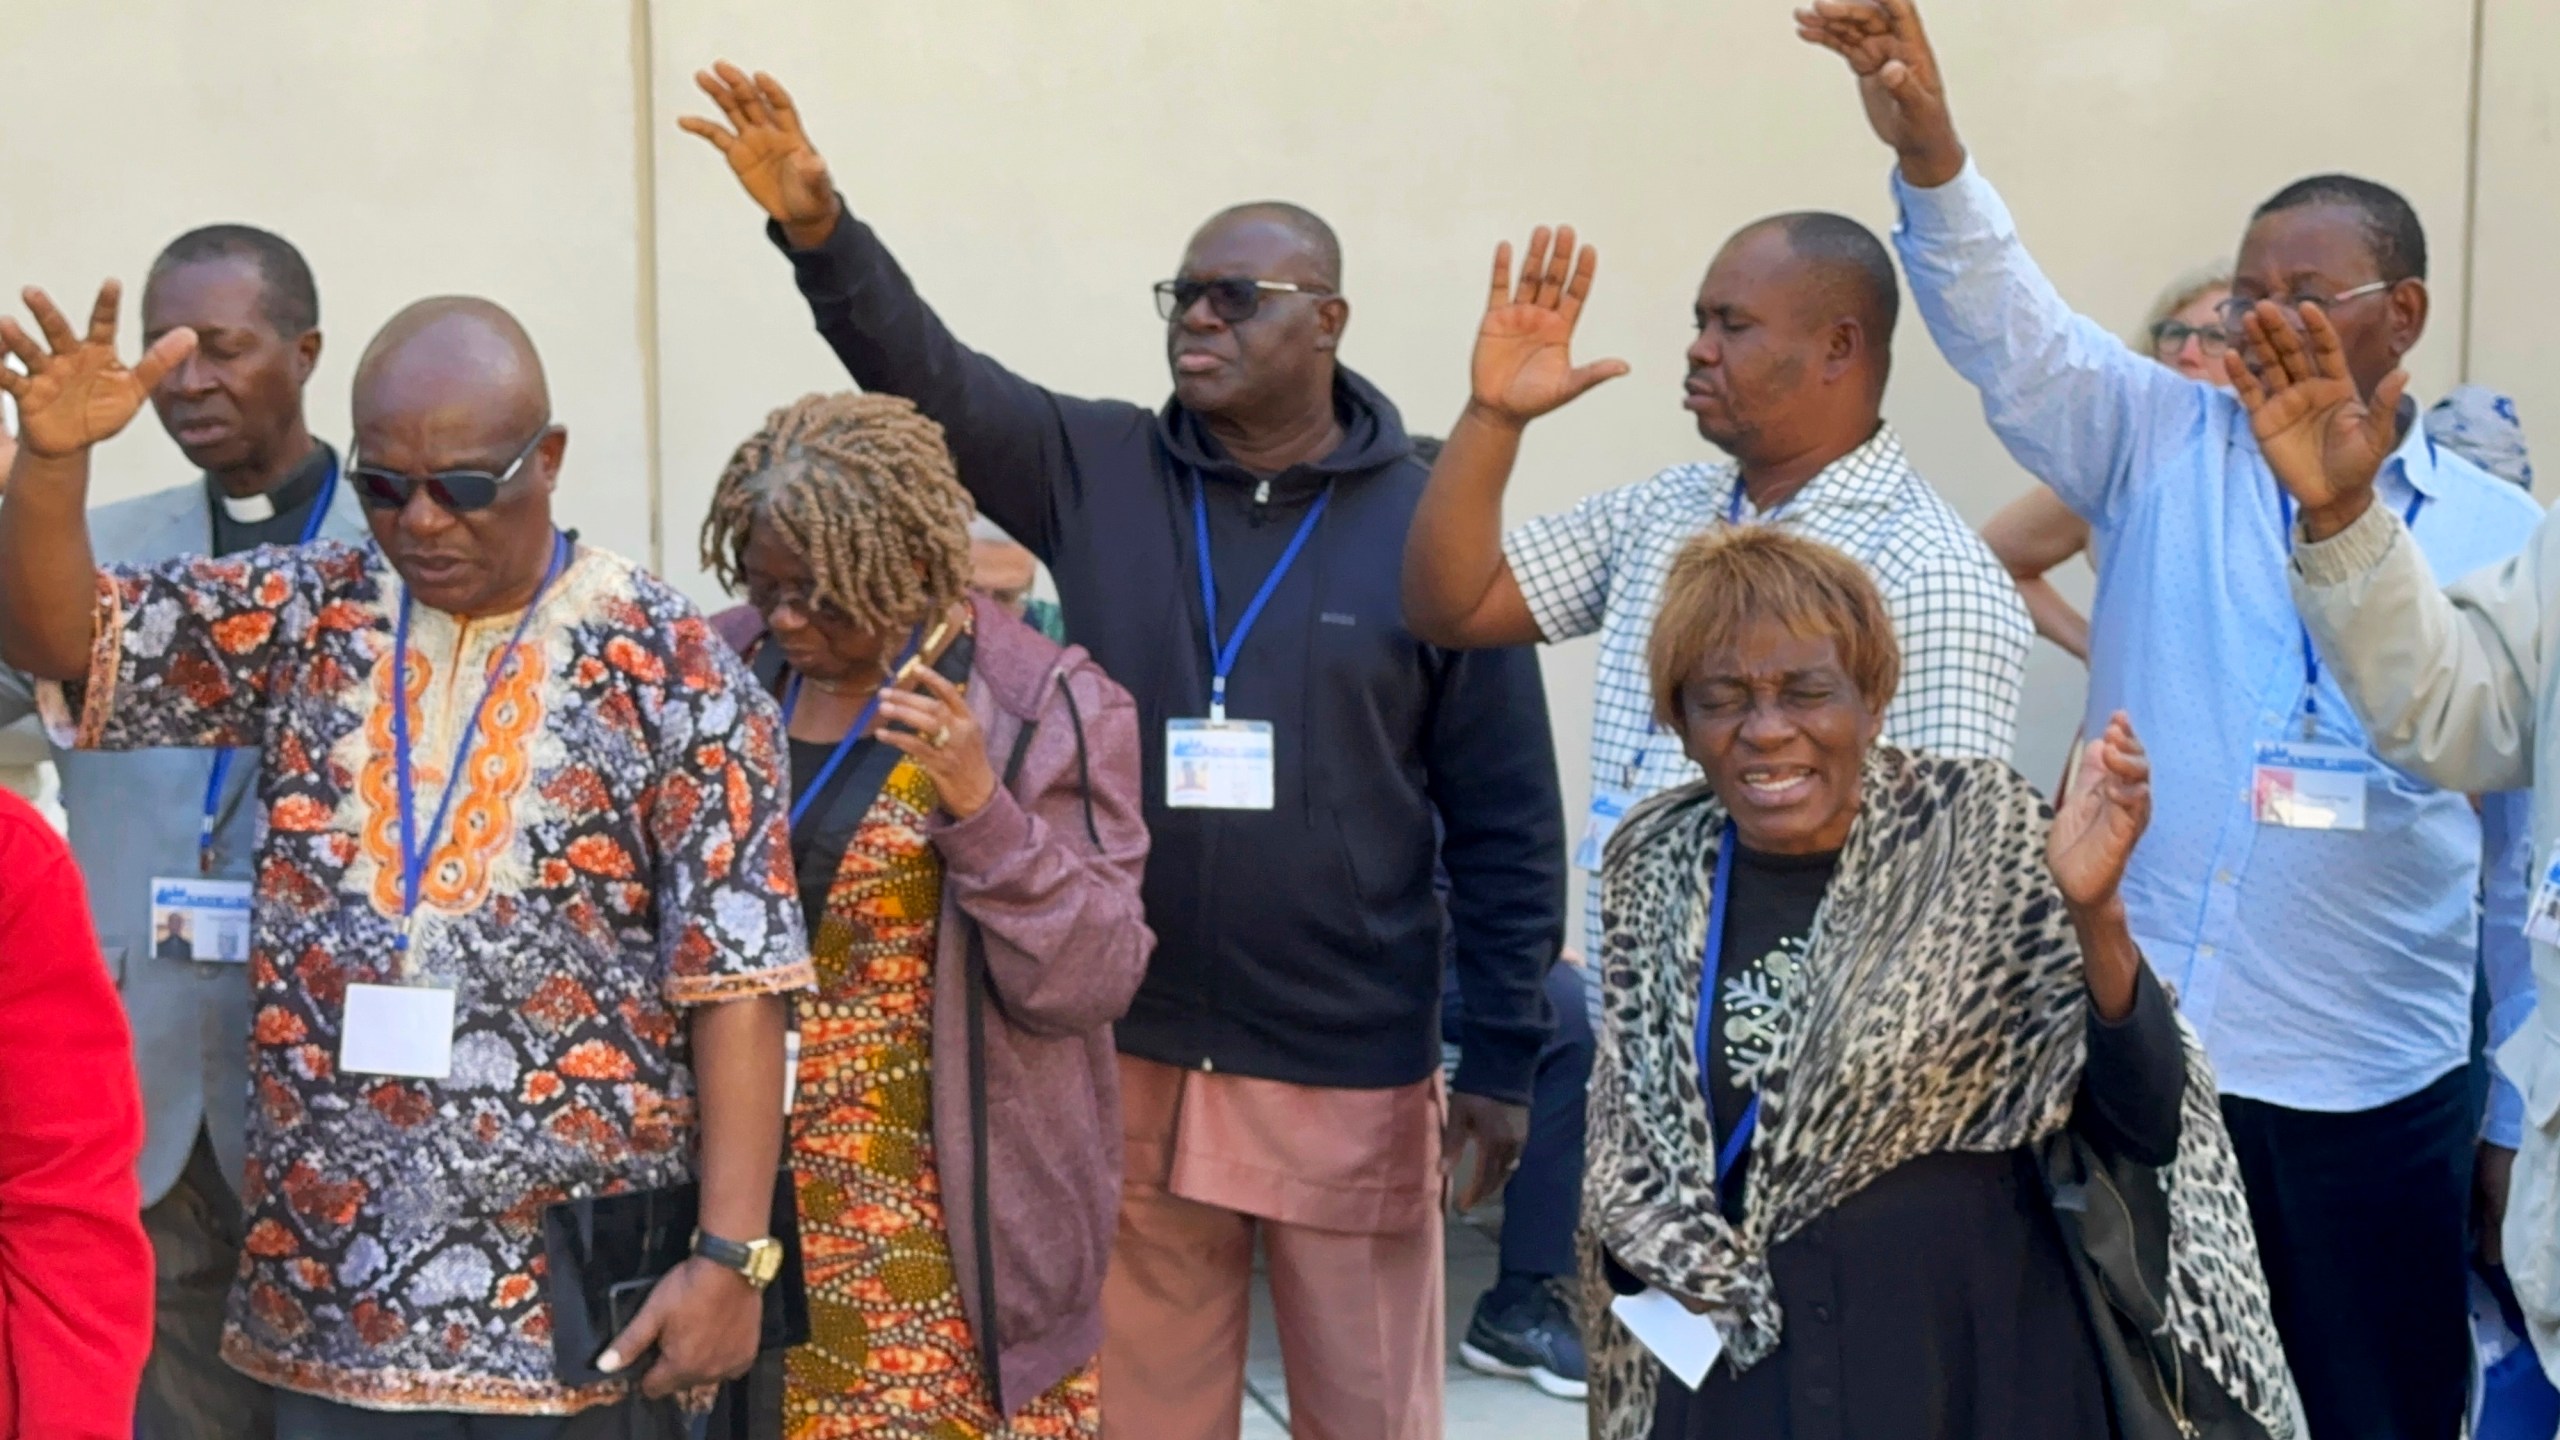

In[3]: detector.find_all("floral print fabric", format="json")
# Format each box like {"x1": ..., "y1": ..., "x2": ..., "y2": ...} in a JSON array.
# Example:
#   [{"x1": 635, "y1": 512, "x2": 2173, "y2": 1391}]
[
  {"x1": 44, "y1": 539, "x2": 813, "y2": 1414},
  {"x1": 783, "y1": 758, "x2": 1096, "y2": 1437}
]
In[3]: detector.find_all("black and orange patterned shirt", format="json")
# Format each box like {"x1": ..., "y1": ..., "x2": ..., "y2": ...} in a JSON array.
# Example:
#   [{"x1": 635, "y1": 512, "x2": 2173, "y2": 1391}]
[{"x1": 43, "y1": 538, "x2": 814, "y2": 1415}]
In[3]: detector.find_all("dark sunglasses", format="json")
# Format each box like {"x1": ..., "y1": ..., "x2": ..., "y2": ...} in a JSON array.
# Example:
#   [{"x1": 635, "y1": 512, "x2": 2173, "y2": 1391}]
[
  {"x1": 1153, "y1": 277, "x2": 1333, "y2": 324},
  {"x1": 350, "y1": 427, "x2": 551, "y2": 513}
]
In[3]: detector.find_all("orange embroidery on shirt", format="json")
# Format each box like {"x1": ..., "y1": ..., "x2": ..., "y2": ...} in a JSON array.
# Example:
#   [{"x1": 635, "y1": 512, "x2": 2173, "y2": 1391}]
[{"x1": 360, "y1": 632, "x2": 547, "y2": 919}]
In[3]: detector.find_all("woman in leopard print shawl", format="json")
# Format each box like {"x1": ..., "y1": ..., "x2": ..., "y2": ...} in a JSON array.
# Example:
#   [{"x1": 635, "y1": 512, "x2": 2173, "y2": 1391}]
[{"x1": 1579, "y1": 528, "x2": 2296, "y2": 1438}]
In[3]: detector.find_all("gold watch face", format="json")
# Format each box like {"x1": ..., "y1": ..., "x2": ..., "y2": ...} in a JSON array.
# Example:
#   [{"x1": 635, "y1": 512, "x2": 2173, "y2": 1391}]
[{"x1": 742, "y1": 1237, "x2": 784, "y2": 1287}]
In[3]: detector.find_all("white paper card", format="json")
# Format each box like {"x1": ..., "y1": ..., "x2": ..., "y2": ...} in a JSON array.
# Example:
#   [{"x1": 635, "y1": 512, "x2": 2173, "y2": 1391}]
[
  {"x1": 2251, "y1": 740, "x2": 2370, "y2": 831},
  {"x1": 1610, "y1": 1287, "x2": 1725, "y2": 1389},
  {"x1": 340, "y1": 983, "x2": 457, "y2": 1079},
  {"x1": 2527, "y1": 859, "x2": 2560, "y2": 948},
  {"x1": 784, "y1": 1030, "x2": 803, "y2": 1116},
  {"x1": 1575, "y1": 789, "x2": 1634, "y2": 871},
  {"x1": 1166, "y1": 719, "x2": 1276, "y2": 811},
  {"x1": 148, "y1": 876, "x2": 253, "y2": 963}
]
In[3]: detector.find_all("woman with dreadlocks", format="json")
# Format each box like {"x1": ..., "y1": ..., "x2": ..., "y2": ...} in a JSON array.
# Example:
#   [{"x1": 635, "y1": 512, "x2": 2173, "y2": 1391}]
[{"x1": 702, "y1": 391, "x2": 1151, "y2": 1438}]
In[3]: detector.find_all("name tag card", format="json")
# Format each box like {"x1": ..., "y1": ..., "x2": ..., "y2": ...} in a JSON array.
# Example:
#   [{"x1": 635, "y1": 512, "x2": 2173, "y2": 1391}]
[
  {"x1": 1576, "y1": 789, "x2": 1635, "y2": 871},
  {"x1": 340, "y1": 983, "x2": 457, "y2": 1080},
  {"x1": 148, "y1": 876, "x2": 253, "y2": 963},
  {"x1": 2251, "y1": 740, "x2": 2370, "y2": 831},
  {"x1": 1166, "y1": 719, "x2": 1275, "y2": 811},
  {"x1": 1609, "y1": 1287, "x2": 1726, "y2": 1388},
  {"x1": 2527, "y1": 858, "x2": 2560, "y2": 948}
]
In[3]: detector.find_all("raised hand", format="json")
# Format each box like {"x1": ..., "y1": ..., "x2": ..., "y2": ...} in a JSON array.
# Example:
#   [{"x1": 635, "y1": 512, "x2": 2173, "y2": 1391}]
[
  {"x1": 1794, "y1": 0, "x2": 1966, "y2": 187},
  {"x1": 2048, "y1": 712, "x2": 2150, "y2": 912},
  {"x1": 0, "y1": 283, "x2": 194, "y2": 462},
  {"x1": 2226, "y1": 303, "x2": 2403, "y2": 541},
  {"x1": 1467, "y1": 227, "x2": 1629, "y2": 428},
  {"x1": 679, "y1": 62, "x2": 842, "y2": 249},
  {"x1": 0, "y1": 374, "x2": 18, "y2": 489}
]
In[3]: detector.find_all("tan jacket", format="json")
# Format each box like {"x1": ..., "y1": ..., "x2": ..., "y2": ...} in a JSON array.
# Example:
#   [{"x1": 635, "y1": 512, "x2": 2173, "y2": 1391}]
[{"x1": 2291, "y1": 497, "x2": 2560, "y2": 1375}]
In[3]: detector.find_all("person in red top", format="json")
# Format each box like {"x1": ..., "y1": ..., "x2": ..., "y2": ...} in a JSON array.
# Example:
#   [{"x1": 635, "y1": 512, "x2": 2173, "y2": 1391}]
[{"x1": 0, "y1": 785, "x2": 151, "y2": 1438}]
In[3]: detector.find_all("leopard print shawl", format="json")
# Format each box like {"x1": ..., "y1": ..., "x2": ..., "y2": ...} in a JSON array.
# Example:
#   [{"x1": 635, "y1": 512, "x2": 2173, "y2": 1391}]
[{"x1": 1579, "y1": 749, "x2": 2296, "y2": 1438}]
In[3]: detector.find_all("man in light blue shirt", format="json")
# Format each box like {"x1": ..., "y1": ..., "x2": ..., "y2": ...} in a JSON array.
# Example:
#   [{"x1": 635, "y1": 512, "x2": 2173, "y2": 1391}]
[{"x1": 1802, "y1": 2, "x2": 2540, "y2": 1435}]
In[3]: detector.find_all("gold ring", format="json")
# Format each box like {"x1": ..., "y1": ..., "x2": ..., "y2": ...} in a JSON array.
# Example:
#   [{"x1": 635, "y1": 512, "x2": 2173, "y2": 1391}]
[{"x1": 931, "y1": 725, "x2": 952, "y2": 748}]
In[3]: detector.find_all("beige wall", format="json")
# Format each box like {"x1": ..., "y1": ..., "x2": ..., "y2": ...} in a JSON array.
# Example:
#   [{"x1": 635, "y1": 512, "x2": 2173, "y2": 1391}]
[{"x1": 6, "y1": 0, "x2": 2549, "y2": 834}]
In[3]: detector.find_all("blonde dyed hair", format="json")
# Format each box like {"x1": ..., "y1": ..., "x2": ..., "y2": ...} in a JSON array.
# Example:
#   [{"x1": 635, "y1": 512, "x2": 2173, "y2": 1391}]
[
  {"x1": 1648, "y1": 526, "x2": 1901, "y2": 725},
  {"x1": 700, "y1": 392, "x2": 974, "y2": 636}
]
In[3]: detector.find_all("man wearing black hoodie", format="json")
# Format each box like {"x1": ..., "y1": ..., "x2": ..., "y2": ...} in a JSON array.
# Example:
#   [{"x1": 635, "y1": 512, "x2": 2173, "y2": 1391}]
[{"x1": 686, "y1": 65, "x2": 1565, "y2": 1437}]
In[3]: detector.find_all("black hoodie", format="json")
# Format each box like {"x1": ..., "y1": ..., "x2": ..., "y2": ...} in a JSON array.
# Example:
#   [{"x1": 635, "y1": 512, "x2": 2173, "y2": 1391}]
[{"x1": 773, "y1": 211, "x2": 1564, "y2": 1102}]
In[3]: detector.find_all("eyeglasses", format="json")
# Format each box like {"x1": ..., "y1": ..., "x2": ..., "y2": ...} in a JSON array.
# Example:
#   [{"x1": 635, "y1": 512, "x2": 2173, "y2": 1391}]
[
  {"x1": 2214, "y1": 280, "x2": 2392, "y2": 336},
  {"x1": 350, "y1": 427, "x2": 551, "y2": 513},
  {"x1": 743, "y1": 571, "x2": 852, "y2": 623},
  {"x1": 2149, "y1": 320, "x2": 2232, "y2": 356},
  {"x1": 1153, "y1": 277, "x2": 1333, "y2": 324}
]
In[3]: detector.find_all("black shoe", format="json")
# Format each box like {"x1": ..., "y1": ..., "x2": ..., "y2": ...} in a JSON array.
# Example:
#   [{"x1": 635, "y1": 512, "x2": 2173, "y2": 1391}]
[{"x1": 1459, "y1": 1284, "x2": 1589, "y2": 1400}]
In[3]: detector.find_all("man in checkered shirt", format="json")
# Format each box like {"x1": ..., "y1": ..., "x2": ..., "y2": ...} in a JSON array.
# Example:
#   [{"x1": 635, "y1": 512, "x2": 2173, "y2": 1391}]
[{"x1": 1403, "y1": 214, "x2": 2030, "y2": 958}]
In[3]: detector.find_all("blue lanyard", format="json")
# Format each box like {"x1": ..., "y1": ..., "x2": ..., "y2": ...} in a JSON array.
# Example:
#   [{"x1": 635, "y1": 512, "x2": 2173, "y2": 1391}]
[
  {"x1": 1724, "y1": 480, "x2": 1789, "y2": 526},
  {"x1": 198, "y1": 460, "x2": 341, "y2": 872},
  {"x1": 1695, "y1": 821, "x2": 1760, "y2": 1187},
  {"x1": 780, "y1": 625, "x2": 922, "y2": 830},
  {"x1": 2280, "y1": 488, "x2": 2423, "y2": 735},
  {"x1": 388, "y1": 532, "x2": 570, "y2": 953},
  {"x1": 1191, "y1": 478, "x2": 1331, "y2": 721}
]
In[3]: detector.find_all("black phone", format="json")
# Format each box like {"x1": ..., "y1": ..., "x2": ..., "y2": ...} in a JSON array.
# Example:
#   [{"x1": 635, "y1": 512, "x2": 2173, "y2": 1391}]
[
  {"x1": 606, "y1": 1277, "x2": 659, "y2": 1342},
  {"x1": 542, "y1": 1175, "x2": 809, "y2": 1387}
]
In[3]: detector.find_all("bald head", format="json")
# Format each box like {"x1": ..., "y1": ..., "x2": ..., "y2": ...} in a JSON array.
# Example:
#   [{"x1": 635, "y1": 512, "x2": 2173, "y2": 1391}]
[
  {"x1": 1193, "y1": 202, "x2": 1342, "y2": 292},
  {"x1": 353, "y1": 296, "x2": 550, "y2": 435},
  {"x1": 351, "y1": 297, "x2": 566, "y2": 619},
  {"x1": 1730, "y1": 212, "x2": 1899, "y2": 390}
]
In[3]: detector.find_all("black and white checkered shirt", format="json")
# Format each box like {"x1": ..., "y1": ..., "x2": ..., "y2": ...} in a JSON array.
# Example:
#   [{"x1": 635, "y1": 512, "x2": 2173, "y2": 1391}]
[{"x1": 1504, "y1": 423, "x2": 2030, "y2": 955}]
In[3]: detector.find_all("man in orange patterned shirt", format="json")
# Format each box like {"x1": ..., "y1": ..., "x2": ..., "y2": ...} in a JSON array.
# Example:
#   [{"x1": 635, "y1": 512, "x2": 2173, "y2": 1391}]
[{"x1": 0, "y1": 286, "x2": 813, "y2": 1438}]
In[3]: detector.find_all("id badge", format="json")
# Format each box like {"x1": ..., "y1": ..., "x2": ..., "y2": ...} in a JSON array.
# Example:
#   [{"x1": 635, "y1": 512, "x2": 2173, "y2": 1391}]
[
  {"x1": 2250, "y1": 740, "x2": 2371, "y2": 831},
  {"x1": 340, "y1": 983, "x2": 458, "y2": 1079},
  {"x1": 1576, "y1": 789, "x2": 1635, "y2": 871},
  {"x1": 148, "y1": 876, "x2": 253, "y2": 963},
  {"x1": 1166, "y1": 718, "x2": 1276, "y2": 811},
  {"x1": 2526, "y1": 857, "x2": 2560, "y2": 948}
]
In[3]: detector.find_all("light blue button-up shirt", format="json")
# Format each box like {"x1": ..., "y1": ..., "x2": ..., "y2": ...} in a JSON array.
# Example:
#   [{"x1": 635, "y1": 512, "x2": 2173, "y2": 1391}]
[{"x1": 1895, "y1": 160, "x2": 2541, "y2": 1117}]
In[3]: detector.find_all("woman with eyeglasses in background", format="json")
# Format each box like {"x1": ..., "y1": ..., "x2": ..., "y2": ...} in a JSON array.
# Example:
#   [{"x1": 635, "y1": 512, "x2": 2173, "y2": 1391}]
[{"x1": 702, "y1": 391, "x2": 1151, "y2": 1439}]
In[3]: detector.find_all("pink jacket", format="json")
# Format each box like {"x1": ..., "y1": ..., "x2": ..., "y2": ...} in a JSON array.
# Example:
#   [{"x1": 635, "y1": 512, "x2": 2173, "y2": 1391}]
[{"x1": 717, "y1": 595, "x2": 1153, "y2": 1411}]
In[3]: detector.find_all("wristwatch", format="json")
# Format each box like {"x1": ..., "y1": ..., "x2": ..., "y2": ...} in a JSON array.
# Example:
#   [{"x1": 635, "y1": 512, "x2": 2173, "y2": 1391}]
[{"x1": 692, "y1": 1229, "x2": 784, "y2": 1290}]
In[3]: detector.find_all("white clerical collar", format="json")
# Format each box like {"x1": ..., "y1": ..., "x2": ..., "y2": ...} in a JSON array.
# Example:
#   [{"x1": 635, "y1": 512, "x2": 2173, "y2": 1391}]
[{"x1": 219, "y1": 490, "x2": 276, "y2": 523}]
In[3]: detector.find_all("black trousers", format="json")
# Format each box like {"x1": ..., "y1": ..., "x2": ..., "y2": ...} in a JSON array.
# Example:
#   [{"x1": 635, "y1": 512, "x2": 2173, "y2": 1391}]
[
  {"x1": 2220, "y1": 1066, "x2": 2475, "y2": 1440},
  {"x1": 1443, "y1": 960, "x2": 1594, "y2": 1278}
]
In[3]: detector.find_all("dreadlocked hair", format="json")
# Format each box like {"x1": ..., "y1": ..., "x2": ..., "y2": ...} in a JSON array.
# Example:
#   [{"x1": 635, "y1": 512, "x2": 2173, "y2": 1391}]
[{"x1": 701, "y1": 392, "x2": 976, "y2": 637}]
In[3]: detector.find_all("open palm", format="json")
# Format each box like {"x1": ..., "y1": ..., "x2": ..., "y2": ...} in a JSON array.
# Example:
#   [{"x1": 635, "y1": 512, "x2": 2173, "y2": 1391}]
[
  {"x1": 2048, "y1": 712, "x2": 2149, "y2": 910},
  {"x1": 0, "y1": 283, "x2": 193, "y2": 461},
  {"x1": 1470, "y1": 226, "x2": 1628, "y2": 426},
  {"x1": 679, "y1": 62, "x2": 837, "y2": 239},
  {"x1": 2227, "y1": 302, "x2": 2404, "y2": 518}
]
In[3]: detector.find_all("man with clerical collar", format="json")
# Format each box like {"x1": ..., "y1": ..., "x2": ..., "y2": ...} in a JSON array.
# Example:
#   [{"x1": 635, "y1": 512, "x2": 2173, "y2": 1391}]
[
  {"x1": 0, "y1": 224, "x2": 365, "y2": 1440},
  {"x1": 0, "y1": 284, "x2": 809, "y2": 1435}
]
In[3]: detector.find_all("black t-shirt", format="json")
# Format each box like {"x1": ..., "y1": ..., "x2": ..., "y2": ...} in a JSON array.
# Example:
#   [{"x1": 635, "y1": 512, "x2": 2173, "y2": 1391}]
[{"x1": 1704, "y1": 842, "x2": 1839, "y2": 1222}]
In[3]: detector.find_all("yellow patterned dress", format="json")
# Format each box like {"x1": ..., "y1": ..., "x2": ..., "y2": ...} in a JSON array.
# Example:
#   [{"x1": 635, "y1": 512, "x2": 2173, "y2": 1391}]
[{"x1": 783, "y1": 757, "x2": 1101, "y2": 1439}]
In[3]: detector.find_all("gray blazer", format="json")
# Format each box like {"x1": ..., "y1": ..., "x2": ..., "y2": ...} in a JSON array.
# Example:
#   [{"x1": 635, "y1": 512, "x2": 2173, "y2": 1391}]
[{"x1": 0, "y1": 464, "x2": 368, "y2": 1207}]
